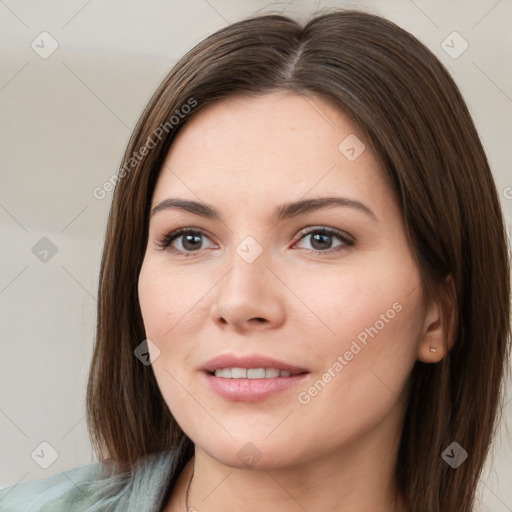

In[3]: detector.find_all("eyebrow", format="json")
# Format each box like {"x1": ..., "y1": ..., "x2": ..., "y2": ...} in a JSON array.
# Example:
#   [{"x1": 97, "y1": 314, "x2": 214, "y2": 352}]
[{"x1": 150, "y1": 196, "x2": 378, "y2": 222}]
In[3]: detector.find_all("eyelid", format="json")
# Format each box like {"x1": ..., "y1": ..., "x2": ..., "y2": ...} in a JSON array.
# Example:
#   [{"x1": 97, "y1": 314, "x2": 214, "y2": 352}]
[{"x1": 295, "y1": 226, "x2": 354, "y2": 245}]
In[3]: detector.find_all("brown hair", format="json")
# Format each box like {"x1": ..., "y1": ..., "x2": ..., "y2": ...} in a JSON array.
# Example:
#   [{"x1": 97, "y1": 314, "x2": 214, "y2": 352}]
[{"x1": 86, "y1": 8, "x2": 511, "y2": 512}]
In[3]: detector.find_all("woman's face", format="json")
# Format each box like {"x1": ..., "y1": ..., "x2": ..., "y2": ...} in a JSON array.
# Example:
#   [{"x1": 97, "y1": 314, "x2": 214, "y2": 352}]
[{"x1": 138, "y1": 91, "x2": 435, "y2": 469}]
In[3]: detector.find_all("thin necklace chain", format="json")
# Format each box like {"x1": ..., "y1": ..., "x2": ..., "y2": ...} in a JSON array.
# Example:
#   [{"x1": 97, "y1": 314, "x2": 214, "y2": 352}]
[{"x1": 184, "y1": 462, "x2": 194, "y2": 512}]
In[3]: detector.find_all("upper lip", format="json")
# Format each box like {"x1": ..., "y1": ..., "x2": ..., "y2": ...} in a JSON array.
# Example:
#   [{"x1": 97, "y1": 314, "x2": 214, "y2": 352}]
[{"x1": 200, "y1": 354, "x2": 309, "y2": 374}]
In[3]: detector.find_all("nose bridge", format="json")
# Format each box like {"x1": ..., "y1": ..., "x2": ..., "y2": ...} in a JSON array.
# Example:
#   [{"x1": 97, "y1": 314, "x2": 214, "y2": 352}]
[
  {"x1": 211, "y1": 232, "x2": 285, "y2": 327},
  {"x1": 223, "y1": 234, "x2": 270, "y2": 296}
]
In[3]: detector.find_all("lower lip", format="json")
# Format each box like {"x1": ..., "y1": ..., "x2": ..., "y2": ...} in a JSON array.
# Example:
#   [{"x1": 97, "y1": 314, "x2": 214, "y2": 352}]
[{"x1": 203, "y1": 372, "x2": 309, "y2": 402}]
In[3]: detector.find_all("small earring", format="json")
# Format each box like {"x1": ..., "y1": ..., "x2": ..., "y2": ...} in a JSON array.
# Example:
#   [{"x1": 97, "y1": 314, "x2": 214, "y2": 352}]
[{"x1": 429, "y1": 346, "x2": 438, "y2": 354}]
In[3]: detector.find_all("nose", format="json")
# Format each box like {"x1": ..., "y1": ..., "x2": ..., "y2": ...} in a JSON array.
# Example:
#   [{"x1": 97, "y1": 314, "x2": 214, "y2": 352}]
[{"x1": 210, "y1": 248, "x2": 286, "y2": 333}]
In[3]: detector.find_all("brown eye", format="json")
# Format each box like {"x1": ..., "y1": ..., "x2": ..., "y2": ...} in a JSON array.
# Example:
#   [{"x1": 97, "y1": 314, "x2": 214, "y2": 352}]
[
  {"x1": 157, "y1": 229, "x2": 215, "y2": 254},
  {"x1": 294, "y1": 227, "x2": 354, "y2": 254}
]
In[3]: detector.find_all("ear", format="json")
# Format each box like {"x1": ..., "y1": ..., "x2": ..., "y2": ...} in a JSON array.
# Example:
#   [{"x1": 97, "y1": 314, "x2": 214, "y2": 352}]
[{"x1": 417, "y1": 275, "x2": 457, "y2": 363}]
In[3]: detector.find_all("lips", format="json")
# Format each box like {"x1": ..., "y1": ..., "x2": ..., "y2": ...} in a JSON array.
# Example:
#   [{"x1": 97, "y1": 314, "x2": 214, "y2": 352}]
[
  {"x1": 200, "y1": 353, "x2": 310, "y2": 402},
  {"x1": 200, "y1": 353, "x2": 309, "y2": 375}
]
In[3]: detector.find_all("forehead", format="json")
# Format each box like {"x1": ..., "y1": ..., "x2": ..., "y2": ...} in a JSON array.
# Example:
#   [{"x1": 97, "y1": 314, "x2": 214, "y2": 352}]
[
  {"x1": 166, "y1": 91, "x2": 363, "y2": 170},
  {"x1": 151, "y1": 91, "x2": 395, "y2": 219}
]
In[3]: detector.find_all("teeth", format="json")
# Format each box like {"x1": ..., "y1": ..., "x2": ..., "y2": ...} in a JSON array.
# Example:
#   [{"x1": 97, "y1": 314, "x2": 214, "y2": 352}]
[
  {"x1": 213, "y1": 367, "x2": 298, "y2": 379},
  {"x1": 247, "y1": 368, "x2": 266, "y2": 379},
  {"x1": 231, "y1": 367, "x2": 247, "y2": 379}
]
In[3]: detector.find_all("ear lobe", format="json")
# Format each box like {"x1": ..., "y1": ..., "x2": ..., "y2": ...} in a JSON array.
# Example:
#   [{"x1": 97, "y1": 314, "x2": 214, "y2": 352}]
[{"x1": 417, "y1": 275, "x2": 457, "y2": 363}]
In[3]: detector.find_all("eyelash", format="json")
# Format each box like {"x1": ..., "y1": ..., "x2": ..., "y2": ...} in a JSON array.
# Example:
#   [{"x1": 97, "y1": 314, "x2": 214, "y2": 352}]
[{"x1": 155, "y1": 226, "x2": 355, "y2": 257}]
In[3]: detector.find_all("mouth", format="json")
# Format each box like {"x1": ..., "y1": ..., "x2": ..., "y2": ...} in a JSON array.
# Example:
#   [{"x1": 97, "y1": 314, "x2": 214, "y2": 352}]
[
  {"x1": 201, "y1": 353, "x2": 309, "y2": 375},
  {"x1": 200, "y1": 354, "x2": 310, "y2": 402},
  {"x1": 208, "y1": 368, "x2": 307, "y2": 379}
]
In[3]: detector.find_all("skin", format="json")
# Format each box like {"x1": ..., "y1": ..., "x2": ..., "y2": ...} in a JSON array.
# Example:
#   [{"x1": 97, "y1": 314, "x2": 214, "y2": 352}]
[{"x1": 137, "y1": 91, "x2": 450, "y2": 512}]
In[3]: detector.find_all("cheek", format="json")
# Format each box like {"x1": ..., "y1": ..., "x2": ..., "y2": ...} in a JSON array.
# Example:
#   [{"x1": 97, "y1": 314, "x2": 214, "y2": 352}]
[
  {"x1": 289, "y1": 255, "x2": 423, "y2": 352},
  {"x1": 137, "y1": 257, "x2": 206, "y2": 383},
  {"x1": 138, "y1": 258, "x2": 201, "y2": 342},
  {"x1": 137, "y1": 260, "x2": 201, "y2": 429},
  {"x1": 292, "y1": 263, "x2": 424, "y2": 436},
  {"x1": 138, "y1": 259, "x2": 164, "y2": 334}
]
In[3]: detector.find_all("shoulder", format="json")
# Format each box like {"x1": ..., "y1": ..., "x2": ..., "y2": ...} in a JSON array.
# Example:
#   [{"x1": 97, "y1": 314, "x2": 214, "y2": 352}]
[
  {"x1": 0, "y1": 449, "x2": 180, "y2": 512},
  {"x1": 0, "y1": 461, "x2": 103, "y2": 511}
]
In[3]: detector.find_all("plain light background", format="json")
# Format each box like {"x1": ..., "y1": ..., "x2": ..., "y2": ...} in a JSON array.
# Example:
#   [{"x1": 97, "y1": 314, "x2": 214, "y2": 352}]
[{"x1": 1, "y1": 0, "x2": 511, "y2": 510}]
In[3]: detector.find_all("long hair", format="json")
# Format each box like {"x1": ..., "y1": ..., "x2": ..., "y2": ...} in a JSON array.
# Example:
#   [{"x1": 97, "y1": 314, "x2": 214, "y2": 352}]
[{"x1": 86, "y1": 8, "x2": 511, "y2": 512}]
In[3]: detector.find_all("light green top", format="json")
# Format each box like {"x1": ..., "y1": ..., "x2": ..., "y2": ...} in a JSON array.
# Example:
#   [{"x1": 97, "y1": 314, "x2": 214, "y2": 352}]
[{"x1": 0, "y1": 448, "x2": 184, "y2": 512}]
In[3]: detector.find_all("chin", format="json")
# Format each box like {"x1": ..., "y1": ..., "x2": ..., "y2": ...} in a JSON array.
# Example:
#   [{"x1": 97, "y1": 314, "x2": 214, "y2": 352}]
[{"x1": 192, "y1": 433, "x2": 311, "y2": 471}]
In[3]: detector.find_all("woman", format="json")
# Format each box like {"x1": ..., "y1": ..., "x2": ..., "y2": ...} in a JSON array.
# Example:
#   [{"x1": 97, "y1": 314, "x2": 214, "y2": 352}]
[{"x1": 1, "y1": 7, "x2": 509, "y2": 512}]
